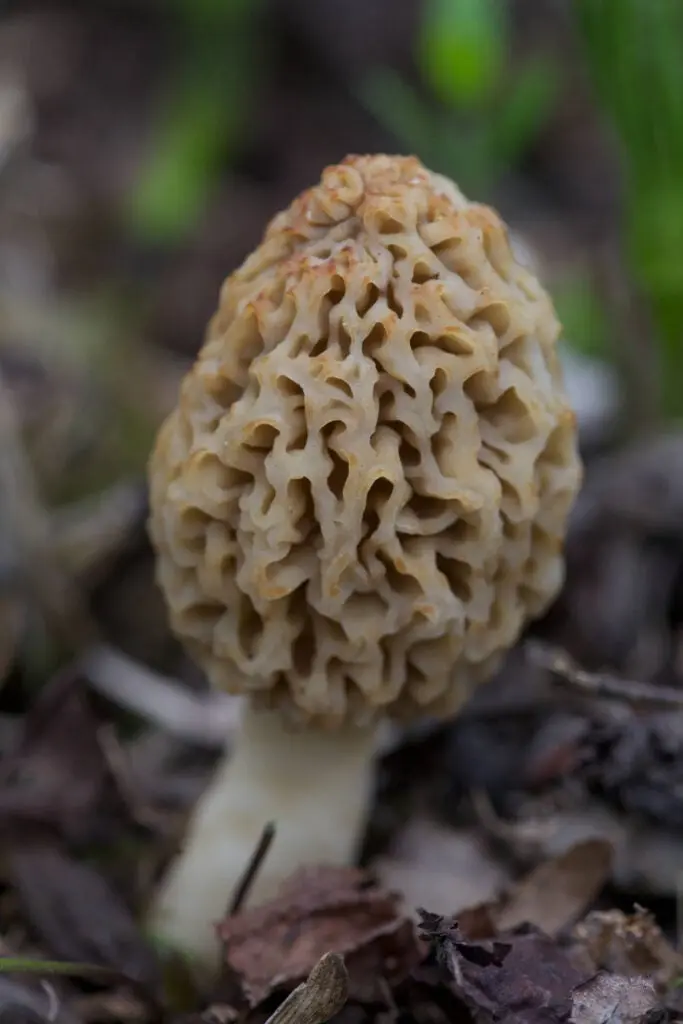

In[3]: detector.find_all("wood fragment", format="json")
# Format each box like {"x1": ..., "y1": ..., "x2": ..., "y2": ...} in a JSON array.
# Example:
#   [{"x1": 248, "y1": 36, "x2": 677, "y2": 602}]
[
  {"x1": 263, "y1": 953, "x2": 349, "y2": 1024},
  {"x1": 527, "y1": 640, "x2": 683, "y2": 709}
]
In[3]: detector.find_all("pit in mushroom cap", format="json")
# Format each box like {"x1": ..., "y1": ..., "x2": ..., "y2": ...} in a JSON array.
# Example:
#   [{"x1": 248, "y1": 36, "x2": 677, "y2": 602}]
[{"x1": 149, "y1": 154, "x2": 582, "y2": 730}]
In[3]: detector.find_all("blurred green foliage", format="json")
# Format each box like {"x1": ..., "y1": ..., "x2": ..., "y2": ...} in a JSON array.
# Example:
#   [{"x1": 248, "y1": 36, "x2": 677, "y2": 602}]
[
  {"x1": 362, "y1": 0, "x2": 559, "y2": 196},
  {"x1": 366, "y1": 0, "x2": 683, "y2": 423},
  {"x1": 127, "y1": 0, "x2": 265, "y2": 245},
  {"x1": 552, "y1": 271, "x2": 613, "y2": 362},
  {"x1": 123, "y1": 0, "x2": 683, "y2": 423},
  {"x1": 576, "y1": 0, "x2": 683, "y2": 418},
  {"x1": 420, "y1": 0, "x2": 504, "y2": 107}
]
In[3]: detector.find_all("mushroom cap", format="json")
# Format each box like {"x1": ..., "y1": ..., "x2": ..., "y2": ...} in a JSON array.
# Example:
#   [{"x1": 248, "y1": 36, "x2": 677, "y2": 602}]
[{"x1": 149, "y1": 155, "x2": 582, "y2": 728}]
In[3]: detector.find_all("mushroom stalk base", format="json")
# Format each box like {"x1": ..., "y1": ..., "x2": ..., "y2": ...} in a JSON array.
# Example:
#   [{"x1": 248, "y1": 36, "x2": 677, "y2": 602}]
[{"x1": 147, "y1": 702, "x2": 377, "y2": 975}]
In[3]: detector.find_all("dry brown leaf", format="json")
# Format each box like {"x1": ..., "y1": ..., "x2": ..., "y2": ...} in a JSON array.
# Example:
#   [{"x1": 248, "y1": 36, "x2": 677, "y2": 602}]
[
  {"x1": 499, "y1": 798, "x2": 683, "y2": 898},
  {"x1": 7, "y1": 838, "x2": 162, "y2": 997},
  {"x1": 419, "y1": 911, "x2": 592, "y2": 1024},
  {"x1": 0, "y1": 668, "x2": 133, "y2": 846},
  {"x1": 573, "y1": 906, "x2": 683, "y2": 992},
  {"x1": 216, "y1": 865, "x2": 425, "y2": 1006},
  {"x1": 494, "y1": 839, "x2": 613, "y2": 937},
  {"x1": 569, "y1": 972, "x2": 658, "y2": 1024}
]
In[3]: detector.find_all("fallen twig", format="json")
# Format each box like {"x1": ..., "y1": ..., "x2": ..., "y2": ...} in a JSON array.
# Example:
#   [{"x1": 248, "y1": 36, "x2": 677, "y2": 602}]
[
  {"x1": 81, "y1": 644, "x2": 240, "y2": 747},
  {"x1": 227, "y1": 821, "x2": 276, "y2": 916},
  {"x1": 472, "y1": 788, "x2": 555, "y2": 849},
  {"x1": 263, "y1": 952, "x2": 349, "y2": 1024},
  {"x1": 527, "y1": 640, "x2": 683, "y2": 710}
]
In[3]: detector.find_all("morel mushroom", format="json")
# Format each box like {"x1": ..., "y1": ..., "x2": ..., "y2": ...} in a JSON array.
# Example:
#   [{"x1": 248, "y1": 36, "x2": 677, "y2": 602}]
[{"x1": 147, "y1": 154, "x2": 582, "y2": 971}]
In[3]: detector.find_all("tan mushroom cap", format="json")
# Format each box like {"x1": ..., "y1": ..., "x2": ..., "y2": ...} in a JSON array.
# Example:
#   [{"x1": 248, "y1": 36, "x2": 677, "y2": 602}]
[{"x1": 149, "y1": 154, "x2": 582, "y2": 728}]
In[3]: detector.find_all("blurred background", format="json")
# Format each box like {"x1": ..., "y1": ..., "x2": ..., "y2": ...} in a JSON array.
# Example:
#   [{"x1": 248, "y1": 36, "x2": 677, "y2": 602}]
[
  {"x1": 3, "y1": 0, "x2": 683, "y2": 662},
  {"x1": 2, "y1": 0, "x2": 683, "y2": 996},
  {"x1": 3, "y1": 0, "x2": 683, "y2": 483}
]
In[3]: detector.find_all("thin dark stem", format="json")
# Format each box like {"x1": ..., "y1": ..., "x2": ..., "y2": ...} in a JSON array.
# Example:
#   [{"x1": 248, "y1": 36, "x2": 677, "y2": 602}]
[{"x1": 227, "y1": 821, "x2": 276, "y2": 916}]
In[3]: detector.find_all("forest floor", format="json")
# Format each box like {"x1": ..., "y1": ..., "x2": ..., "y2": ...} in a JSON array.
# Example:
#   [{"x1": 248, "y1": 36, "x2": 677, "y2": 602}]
[{"x1": 0, "y1": 3, "x2": 682, "y2": 1022}]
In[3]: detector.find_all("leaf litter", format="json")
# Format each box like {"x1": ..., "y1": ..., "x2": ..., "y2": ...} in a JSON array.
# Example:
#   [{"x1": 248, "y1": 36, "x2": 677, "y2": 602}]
[
  {"x1": 1, "y1": 423, "x2": 683, "y2": 1024},
  {"x1": 1, "y1": 16, "x2": 683, "y2": 1022},
  {"x1": 216, "y1": 866, "x2": 425, "y2": 1007}
]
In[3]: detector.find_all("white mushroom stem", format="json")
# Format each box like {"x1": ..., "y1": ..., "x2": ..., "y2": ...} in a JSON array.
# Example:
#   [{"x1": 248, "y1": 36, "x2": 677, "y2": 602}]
[{"x1": 148, "y1": 701, "x2": 378, "y2": 975}]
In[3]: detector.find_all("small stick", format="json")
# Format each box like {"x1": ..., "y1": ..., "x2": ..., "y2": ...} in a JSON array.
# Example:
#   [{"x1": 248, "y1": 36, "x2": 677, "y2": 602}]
[
  {"x1": 263, "y1": 953, "x2": 349, "y2": 1024},
  {"x1": 527, "y1": 640, "x2": 683, "y2": 709},
  {"x1": 82, "y1": 643, "x2": 240, "y2": 748},
  {"x1": 227, "y1": 821, "x2": 276, "y2": 915}
]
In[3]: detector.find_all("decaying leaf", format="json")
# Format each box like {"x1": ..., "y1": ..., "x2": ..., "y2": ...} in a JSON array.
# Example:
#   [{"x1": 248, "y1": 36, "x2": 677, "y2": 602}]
[
  {"x1": 573, "y1": 906, "x2": 683, "y2": 992},
  {"x1": 574, "y1": 712, "x2": 683, "y2": 831},
  {"x1": 494, "y1": 839, "x2": 613, "y2": 937},
  {"x1": 429, "y1": 838, "x2": 613, "y2": 946},
  {"x1": 569, "y1": 971, "x2": 658, "y2": 1024},
  {"x1": 216, "y1": 866, "x2": 424, "y2": 1006},
  {"x1": 478, "y1": 780, "x2": 683, "y2": 900},
  {"x1": 0, "y1": 669, "x2": 132, "y2": 845},
  {"x1": 419, "y1": 910, "x2": 591, "y2": 1024},
  {"x1": 6, "y1": 838, "x2": 162, "y2": 998}
]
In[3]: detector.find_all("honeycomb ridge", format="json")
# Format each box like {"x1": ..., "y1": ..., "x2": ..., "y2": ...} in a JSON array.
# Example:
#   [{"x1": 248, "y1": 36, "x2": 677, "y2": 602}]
[{"x1": 149, "y1": 155, "x2": 582, "y2": 727}]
